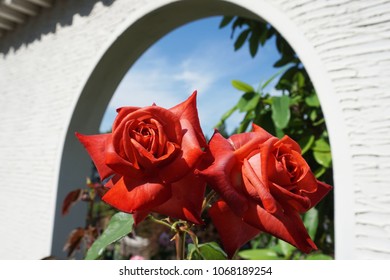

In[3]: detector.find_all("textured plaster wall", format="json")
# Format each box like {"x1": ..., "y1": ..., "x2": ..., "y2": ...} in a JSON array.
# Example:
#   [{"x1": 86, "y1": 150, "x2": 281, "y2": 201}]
[{"x1": 0, "y1": 0, "x2": 389, "y2": 259}]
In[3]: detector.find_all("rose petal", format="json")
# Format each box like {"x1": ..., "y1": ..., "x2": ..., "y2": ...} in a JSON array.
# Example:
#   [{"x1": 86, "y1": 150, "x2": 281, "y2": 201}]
[
  {"x1": 229, "y1": 124, "x2": 275, "y2": 154},
  {"x1": 243, "y1": 203, "x2": 317, "y2": 253},
  {"x1": 305, "y1": 180, "x2": 333, "y2": 207},
  {"x1": 75, "y1": 133, "x2": 115, "y2": 181},
  {"x1": 102, "y1": 176, "x2": 171, "y2": 212},
  {"x1": 152, "y1": 172, "x2": 206, "y2": 224},
  {"x1": 278, "y1": 135, "x2": 302, "y2": 154},
  {"x1": 197, "y1": 132, "x2": 249, "y2": 215},
  {"x1": 251, "y1": 123, "x2": 274, "y2": 137},
  {"x1": 242, "y1": 158, "x2": 278, "y2": 213},
  {"x1": 231, "y1": 131, "x2": 272, "y2": 160},
  {"x1": 209, "y1": 200, "x2": 260, "y2": 259},
  {"x1": 112, "y1": 106, "x2": 140, "y2": 130},
  {"x1": 132, "y1": 139, "x2": 179, "y2": 170},
  {"x1": 132, "y1": 211, "x2": 150, "y2": 225},
  {"x1": 105, "y1": 138, "x2": 143, "y2": 178},
  {"x1": 158, "y1": 119, "x2": 205, "y2": 183},
  {"x1": 114, "y1": 106, "x2": 182, "y2": 146},
  {"x1": 269, "y1": 182, "x2": 312, "y2": 213},
  {"x1": 169, "y1": 91, "x2": 207, "y2": 149},
  {"x1": 292, "y1": 150, "x2": 318, "y2": 193}
]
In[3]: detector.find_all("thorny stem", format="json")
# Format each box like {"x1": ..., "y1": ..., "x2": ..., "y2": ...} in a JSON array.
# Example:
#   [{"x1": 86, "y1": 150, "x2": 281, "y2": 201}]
[
  {"x1": 175, "y1": 229, "x2": 187, "y2": 260},
  {"x1": 148, "y1": 215, "x2": 189, "y2": 260},
  {"x1": 148, "y1": 190, "x2": 217, "y2": 260}
]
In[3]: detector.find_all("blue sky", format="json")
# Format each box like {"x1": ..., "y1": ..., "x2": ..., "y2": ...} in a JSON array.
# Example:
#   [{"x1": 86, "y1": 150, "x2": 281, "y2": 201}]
[{"x1": 99, "y1": 16, "x2": 280, "y2": 137}]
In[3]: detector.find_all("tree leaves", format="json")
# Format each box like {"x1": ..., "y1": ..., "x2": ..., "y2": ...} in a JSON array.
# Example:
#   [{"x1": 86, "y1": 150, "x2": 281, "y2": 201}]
[
  {"x1": 85, "y1": 212, "x2": 134, "y2": 260},
  {"x1": 312, "y1": 138, "x2": 332, "y2": 168},
  {"x1": 304, "y1": 208, "x2": 319, "y2": 240},
  {"x1": 234, "y1": 29, "x2": 250, "y2": 50},
  {"x1": 187, "y1": 242, "x2": 227, "y2": 260},
  {"x1": 218, "y1": 15, "x2": 334, "y2": 259},
  {"x1": 305, "y1": 93, "x2": 320, "y2": 107},
  {"x1": 271, "y1": 95, "x2": 291, "y2": 130},
  {"x1": 231, "y1": 80, "x2": 254, "y2": 92},
  {"x1": 238, "y1": 249, "x2": 283, "y2": 260},
  {"x1": 219, "y1": 16, "x2": 234, "y2": 29}
]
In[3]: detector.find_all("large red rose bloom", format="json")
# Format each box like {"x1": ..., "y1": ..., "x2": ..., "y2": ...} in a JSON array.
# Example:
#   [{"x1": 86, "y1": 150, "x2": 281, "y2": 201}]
[
  {"x1": 76, "y1": 92, "x2": 207, "y2": 225},
  {"x1": 199, "y1": 124, "x2": 332, "y2": 258}
]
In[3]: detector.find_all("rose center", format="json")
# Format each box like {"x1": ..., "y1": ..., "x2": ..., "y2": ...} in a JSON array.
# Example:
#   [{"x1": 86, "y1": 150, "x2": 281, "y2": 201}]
[
  {"x1": 131, "y1": 122, "x2": 162, "y2": 156},
  {"x1": 275, "y1": 151, "x2": 301, "y2": 184}
]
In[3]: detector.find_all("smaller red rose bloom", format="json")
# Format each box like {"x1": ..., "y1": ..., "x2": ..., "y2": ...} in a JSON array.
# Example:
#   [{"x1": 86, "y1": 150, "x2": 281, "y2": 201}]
[
  {"x1": 199, "y1": 124, "x2": 332, "y2": 258},
  {"x1": 76, "y1": 92, "x2": 207, "y2": 225}
]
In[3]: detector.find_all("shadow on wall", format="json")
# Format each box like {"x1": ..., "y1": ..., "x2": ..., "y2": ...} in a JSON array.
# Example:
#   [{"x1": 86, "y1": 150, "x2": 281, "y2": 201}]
[{"x1": 0, "y1": 0, "x2": 115, "y2": 54}]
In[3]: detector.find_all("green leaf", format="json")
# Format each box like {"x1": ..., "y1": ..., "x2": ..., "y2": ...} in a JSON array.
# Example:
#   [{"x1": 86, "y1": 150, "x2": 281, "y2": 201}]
[
  {"x1": 303, "y1": 208, "x2": 319, "y2": 240},
  {"x1": 85, "y1": 212, "x2": 134, "y2": 260},
  {"x1": 237, "y1": 92, "x2": 255, "y2": 112},
  {"x1": 294, "y1": 72, "x2": 305, "y2": 88},
  {"x1": 249, "y1": 31, "x2": 260, "y2": 57},
  {"x1": 278, "y1": 240, "x2": 295, "y2": 259},
  {"x1": 239, "y1": 249, "x2": 283, "y2": 260},
  {"x1": 259, "y1": 68, "x2": 285, "y2": 92},
  {"x1": 232, "y1": 80, "x2": 255, "y2": 92},
  {"x1": 237, "y1": 111, "x2": 254, "y2": 133},
  {"x1": 274, "y1": 55, "x2": 293, "y2": 68},
  {"x1": 244, "y1": 94, "x2": 261, "y2": 112},
  {"x1": 313, "y1": 150, "x2": 332, "y2": 168},
  {"x1": 305, "y1": 93, "x2": 320, "y2": 107},
  {"x1": 312, "y1": 138, "x2": 332, "y2": 168},
  {"x1": 219, "y1": 16, "x2": 234, "y2": 29},
  {"x1": 289, "y1": 95, "x2": 302, "y2": 105},
  {"x1": 187, "y1": 242, "x2": 227, "y2": 260},
  {"x1": 234, "y1": 29, "x2": 250, "y2": 50},
  {"x1": 271, "y1": 95, "x2": 291, "y2": 129},
  {"x1": 298, "y1": 135, "x2": 315, "y2": 155},
  {"x1": 312, "y1": 138, "x2": 330, "y2": 152},
  {"x1": 305, "y1": 253, "x2": 333, "y2": 260},
  {"x1": 310, "y1": 110, "x2": 318, "y2": 121}
]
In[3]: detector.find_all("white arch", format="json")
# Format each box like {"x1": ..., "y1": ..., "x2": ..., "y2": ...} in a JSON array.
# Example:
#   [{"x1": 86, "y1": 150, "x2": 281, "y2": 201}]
[{"x1": 53, "y1": 0, "x2": 352, "y2": 258}]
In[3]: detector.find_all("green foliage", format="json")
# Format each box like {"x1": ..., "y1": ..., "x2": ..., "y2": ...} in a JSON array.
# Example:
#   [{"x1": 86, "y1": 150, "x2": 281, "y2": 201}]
[
  {"x1": 85, "y1": 212, "x2": 134, "y2": 260},
  {"x1": 239, "y1": 249, "x2": 283, "y2": 260},
  {"x1": 304, "y1": 208, "x2": 319, "y2": 240},
  {"x1": 187, "y1": 242, "x2": 227, "y2": 260},
  {"x1": 232, "y1": 79, "x2": 255, "y2": 92},
  {"x1": 271, "y1": 95, "x2": 291, "y2": 130},
  {"x1": 218, "y1": 16, "x2": 334, "y2": 260}
]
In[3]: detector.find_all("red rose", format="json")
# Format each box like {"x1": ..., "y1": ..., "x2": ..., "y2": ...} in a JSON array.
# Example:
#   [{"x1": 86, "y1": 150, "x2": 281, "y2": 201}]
[
  {"x1": 199, "y1": 124, "x2": 332, "y2": 258},
  {"x1": 76, "y1": 92, "x2": 207, "y2": 224}
]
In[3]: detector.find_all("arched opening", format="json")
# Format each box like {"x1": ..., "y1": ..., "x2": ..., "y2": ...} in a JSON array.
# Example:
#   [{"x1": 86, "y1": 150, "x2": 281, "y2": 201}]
[{"x1": 53, "y1": 0, "x2": 353, "y2": 259}]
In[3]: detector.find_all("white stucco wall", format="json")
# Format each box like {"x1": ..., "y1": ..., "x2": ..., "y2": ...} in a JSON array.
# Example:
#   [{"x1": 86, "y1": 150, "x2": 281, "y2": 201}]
[{"x1": 0, "y1": 0, "x2": 389, "y2": 259}]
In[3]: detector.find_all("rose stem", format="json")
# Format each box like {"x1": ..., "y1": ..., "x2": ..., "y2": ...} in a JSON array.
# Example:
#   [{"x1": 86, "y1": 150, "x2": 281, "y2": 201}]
[{"x1": 175, "y1": 229, "x2": 186, "y2": 260}]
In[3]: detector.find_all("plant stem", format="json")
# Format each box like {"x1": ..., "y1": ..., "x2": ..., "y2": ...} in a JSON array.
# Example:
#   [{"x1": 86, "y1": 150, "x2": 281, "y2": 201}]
[
  {"x1": 148, "y1": 215, "x2": 172, "y2": 229},
  {"x1": 202, "y1": 189, "x2": 217, "y2": 212},
  {"x1": 175, "y1": 230, "x2": 186, "y2": 260}
]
